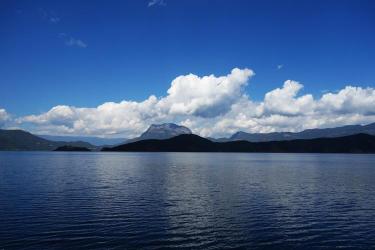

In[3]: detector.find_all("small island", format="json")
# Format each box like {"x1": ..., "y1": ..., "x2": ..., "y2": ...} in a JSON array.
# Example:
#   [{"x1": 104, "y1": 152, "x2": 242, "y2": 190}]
[{"x1": 54, "y1": 145, "x2": 91, "y2": 152}]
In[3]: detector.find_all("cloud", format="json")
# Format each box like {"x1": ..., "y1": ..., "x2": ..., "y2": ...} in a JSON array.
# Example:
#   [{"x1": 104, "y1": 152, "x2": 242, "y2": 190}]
[
  {"x1": 59, "y1": 33, "x2": 87, "y2": 48},
  {"x1": 318, "y1": 86, "x2": 375, "y2": 115},
  {"x1": 260, "y1": 80, "x2": 314, "y2": 116},
  {"x1": 277, "y1": 64, "x2": 283, "y2": 70},
  {"x1": 19, "y1": 68, "x2": 253, "y2": 136},
  {"x1": 49, "y1": 17, "x2": 60, "y2": 23},
  {"x1": 37, "y1": 10, "x2": 86, "y2": 48},
  {"x1": 19, "y1": 97, "x2": 160, "y2": 137},
  {"x1": 65, "y1": 37, "x2": 87, "y2": 48},
  {"x1": 148, "y1": 0, "x2": 166, "y2": 7},
  {"x1": 158, "y1": 68, "x2": 254, "y2": 117},
  {"x1": 0, "y1": 109, "x2": 10, "y2": 127},
  {"x1": 39, "y1": 8, "x2": 60, "y2": 23},
  {"x1": 15, "y1": 68, "x2": 375, "y2": 138}
]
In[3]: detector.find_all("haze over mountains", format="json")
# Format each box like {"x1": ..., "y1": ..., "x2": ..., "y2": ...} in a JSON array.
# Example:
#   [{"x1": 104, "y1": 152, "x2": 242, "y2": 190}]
[
  {"x1": 215, "y1": 122, "x2": 375, "y2": 142},
  {"x1": 39, "y1": 135, "x2": 126, "y2": 146}
]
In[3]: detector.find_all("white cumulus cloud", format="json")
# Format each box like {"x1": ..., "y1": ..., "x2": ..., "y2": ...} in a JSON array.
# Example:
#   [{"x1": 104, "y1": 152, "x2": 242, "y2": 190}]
[
  {"x1": 260, "y1": 80, "x2": 315, "y2": 116},
  {"x1": 19, "y1": 68, "x2": 254, "y2": 137},
  {"x1": 158, "y1": 68, "x2": 254, "y2": 117},
  {"x1": 15, "y1": 68, "x2": 375, "y2": 138},
  {"x1": 318, "y1": 86, "x2": 375, "y2": 115}
]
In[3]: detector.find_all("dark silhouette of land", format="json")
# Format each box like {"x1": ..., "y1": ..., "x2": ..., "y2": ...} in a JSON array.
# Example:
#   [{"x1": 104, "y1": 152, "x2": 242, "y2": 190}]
[
  {"x1": 0, "y1": 129, "x2": 95, "y2": 151},
  {"x1": 102, "y1": 133, "x2": 375, "y2": 153},
  {"x1": 54, "y1": 145, "x2": 91, "y2": 152},
  {"x1": 2, "y1": 123, "x2": 375, "y2": 153}
]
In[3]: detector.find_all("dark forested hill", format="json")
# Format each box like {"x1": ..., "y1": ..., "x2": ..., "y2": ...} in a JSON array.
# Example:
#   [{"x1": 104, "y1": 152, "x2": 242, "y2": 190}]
[
  {"x1": 54, "y1": 145, "x2": 91, "y2": 152},
  {"x1": 0, "y1": 129, "x2": 95, "y2": 151},
  {"x1": 102, "y1": 133, "x2": 375, "y2": 153}
]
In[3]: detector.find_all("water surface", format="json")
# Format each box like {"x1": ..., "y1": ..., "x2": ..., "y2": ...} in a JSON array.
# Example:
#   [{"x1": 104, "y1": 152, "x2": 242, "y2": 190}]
[{"x1": 0, "y1": 152, "x2": 374, "y2": 249}]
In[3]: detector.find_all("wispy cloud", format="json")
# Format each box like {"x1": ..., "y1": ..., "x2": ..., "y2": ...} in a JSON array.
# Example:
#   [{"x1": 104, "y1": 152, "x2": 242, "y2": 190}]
[
  {"x1": 59, "y1": 33, "x2": 87, "y2": 48},
  {"x1": 66, "y1": 37, "x2": 87, "y2": 48},
  {"x1": 148, "y1": 0, "x2": 166, "y2": 7},
  {"x1": 49, "y1": 16, "x2": 60, "y2": 23},
  {"x1": 18, "y1": 8, "x2": 87, "y2": 49},
  {"x1": 39, "y1": 8, "x2": 60, "y2": 23}
]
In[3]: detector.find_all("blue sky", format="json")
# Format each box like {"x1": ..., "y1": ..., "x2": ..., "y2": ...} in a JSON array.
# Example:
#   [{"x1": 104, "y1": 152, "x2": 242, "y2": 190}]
[{"x1": 1, "y1": 0, "x2": 375, "y2": 137}]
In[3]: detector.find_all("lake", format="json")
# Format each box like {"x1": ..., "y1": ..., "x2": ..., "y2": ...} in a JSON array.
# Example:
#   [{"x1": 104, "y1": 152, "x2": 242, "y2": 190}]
[{"x1": 0, "y1": 152, "x2": 374, "y2": 249}]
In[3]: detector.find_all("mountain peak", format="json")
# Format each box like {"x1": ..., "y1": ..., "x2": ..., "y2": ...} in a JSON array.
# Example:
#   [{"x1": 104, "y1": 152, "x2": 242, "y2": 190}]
[
  {"x1": 141, "y1": 123, "x2": 192, "y2": 138},
  {"x1": 146, "y1": 123, "x2": 191, "y2": 132},
  {"x1": 124, "y1": 123, "x2": 192, "y2": 143}
]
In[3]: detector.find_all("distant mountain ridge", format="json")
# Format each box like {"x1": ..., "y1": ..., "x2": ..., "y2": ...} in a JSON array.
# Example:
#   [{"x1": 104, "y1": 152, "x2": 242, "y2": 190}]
[
  {"x1": 102, "y1": 133, "x2": 375, "y2": 153},
  {"x1": 2, "y1": 122, "x2": 375, "y2": 151},
  {"x1": 215, "y1": 122, "x2": 375, "y2": 142},
  {"x1": 39, "y1": 135, "x2": 126, "y2": 146},
  {"x1": 0, "y1": 129, "x2": 95, "y2": 151},
  {"x1": 126, "y1": 123, "x2": 192, "y2": 143}
]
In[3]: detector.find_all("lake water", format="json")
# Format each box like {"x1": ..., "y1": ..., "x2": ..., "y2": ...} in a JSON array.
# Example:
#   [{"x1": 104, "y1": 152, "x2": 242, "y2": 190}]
[{"x1": 0, "y1": 152, "x2": 375, "y2": 249}]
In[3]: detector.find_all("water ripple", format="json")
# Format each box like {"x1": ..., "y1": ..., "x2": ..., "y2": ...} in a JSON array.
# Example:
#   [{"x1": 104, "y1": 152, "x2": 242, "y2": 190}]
[{"x1": 0, "y1": 152, "x2": 375, "y2": 249}]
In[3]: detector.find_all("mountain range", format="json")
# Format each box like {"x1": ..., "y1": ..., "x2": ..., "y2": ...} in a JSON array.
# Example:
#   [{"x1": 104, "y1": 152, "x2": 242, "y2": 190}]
[
  {"x1": 0, "y1": 129, "x2": 95, "y2": 151},
  {"x1": 38, "y1": 134, "x2": 126, "y2": 146},
  {"x1": 1, "y1": 122, "x2": 375, "y2": 152},
  {"x1": 211, "y1": 122, "x2": 375, "y2": 142},
  {"x1": 102, "y1": 133, "x2": 375, "y2": 153}
]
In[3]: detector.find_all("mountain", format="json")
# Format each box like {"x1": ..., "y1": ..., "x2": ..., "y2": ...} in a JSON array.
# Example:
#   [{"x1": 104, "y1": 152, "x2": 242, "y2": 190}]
[
  {"x1": 102, "y1": 133, "x2": 375, "y2": 153},
  {"x1": 222, "y1": 122, "x2": 375, "y2": 142},
  {"x1": 126, "y1": 123, "x2": 192, "y2": 143},
  {"x1": 0, "y1": 129, "x2": 95, "y2": 151},
  {"x1": 39, "y1": 135, "x2": 126, "y2": 146}
]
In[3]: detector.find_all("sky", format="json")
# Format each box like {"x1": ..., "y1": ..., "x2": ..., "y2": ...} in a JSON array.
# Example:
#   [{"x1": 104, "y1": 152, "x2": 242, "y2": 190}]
[{"x1": 1, "y1": 0, "x2": 375, "y2": 138}]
